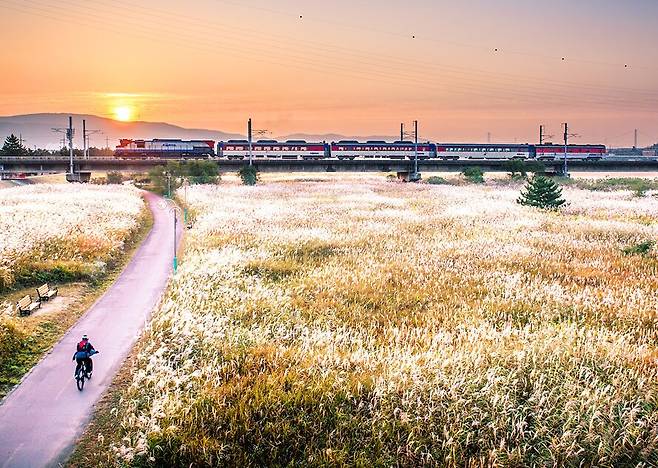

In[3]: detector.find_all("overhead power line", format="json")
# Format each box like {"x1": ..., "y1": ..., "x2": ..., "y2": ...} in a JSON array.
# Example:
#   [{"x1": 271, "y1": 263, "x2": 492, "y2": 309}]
[{"x1": 3, "y1": 0, "x2": 657, "y2": 112}]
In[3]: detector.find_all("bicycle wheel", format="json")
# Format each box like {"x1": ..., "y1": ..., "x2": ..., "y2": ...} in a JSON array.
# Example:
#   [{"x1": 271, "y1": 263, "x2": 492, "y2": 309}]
[{"x1": 76, "y1": 374, "x2": 85, "y2": 391}]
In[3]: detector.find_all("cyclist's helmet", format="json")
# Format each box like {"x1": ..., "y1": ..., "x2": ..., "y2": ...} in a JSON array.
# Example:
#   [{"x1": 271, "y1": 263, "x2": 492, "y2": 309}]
[{"x1": 82, "y1": 334, "x2": 88, "y2": 341}]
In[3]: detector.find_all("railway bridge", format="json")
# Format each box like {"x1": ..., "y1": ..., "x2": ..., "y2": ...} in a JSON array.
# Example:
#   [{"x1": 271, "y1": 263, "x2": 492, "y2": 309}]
[{"x1": 1, "y1": 156, "x2": 657, "y2": 179}]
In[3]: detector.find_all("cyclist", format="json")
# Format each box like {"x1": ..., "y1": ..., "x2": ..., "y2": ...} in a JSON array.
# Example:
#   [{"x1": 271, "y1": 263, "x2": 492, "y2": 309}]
[{"x1": 72, "y1": 334, "x2": 96, "y2": 378}]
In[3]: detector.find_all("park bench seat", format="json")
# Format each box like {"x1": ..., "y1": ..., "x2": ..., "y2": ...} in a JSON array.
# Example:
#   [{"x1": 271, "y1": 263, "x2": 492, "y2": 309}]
[
  {"x1": 36, "y1": 283, "x2": 58, "y2": 301},
  {"x1": 17, "y1": 295, "x2": 40, "y2": 316}
]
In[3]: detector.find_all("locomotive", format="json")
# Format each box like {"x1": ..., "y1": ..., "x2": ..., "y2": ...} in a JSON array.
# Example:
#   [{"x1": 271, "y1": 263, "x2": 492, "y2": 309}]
[
  {"x1": 114, "y1": 138, "x2": 606, "y2": 161},
  {"x1": 115, "y1": 139, "x2": 215, "y2": 158}
]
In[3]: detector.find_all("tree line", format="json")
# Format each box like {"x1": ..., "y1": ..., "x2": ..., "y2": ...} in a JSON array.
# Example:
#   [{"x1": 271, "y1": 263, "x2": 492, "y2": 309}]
[{"x1": 1, "y1": 134, "x2": 113, "y2": 157}]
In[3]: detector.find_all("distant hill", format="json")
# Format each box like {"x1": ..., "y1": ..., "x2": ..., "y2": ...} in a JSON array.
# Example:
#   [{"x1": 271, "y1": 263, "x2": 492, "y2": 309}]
[
  {"x1": 0, "y1": 113, "x2": 244, "y2": 150},
  {"x1": 0, "y1": 113, "x2": 409, "y2": 150}
]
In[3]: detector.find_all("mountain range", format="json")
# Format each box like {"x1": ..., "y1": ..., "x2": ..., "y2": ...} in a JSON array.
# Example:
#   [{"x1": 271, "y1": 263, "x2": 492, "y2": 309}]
[{"x1": 0, "y1": 114, "x2": 397, "y2": 149}]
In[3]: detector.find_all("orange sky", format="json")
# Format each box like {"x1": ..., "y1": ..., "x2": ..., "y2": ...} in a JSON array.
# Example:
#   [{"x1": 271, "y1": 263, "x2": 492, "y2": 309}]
[{"x1": 2, "y1": 0, "x2": 658, "y2": 145}]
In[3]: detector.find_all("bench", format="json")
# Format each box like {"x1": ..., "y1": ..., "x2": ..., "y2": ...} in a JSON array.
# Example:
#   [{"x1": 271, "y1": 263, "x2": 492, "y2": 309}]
[
  {"x1": 17, "y1": 295, "x2": 40, "y2": 316},
  {"x1": 36, "y1": 283, "x2": 58, "y2": 301}
]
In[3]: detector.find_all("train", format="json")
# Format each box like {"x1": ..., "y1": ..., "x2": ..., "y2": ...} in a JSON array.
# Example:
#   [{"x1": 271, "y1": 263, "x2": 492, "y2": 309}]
[
  {"x1": 114, "y1": 138, "x2": 607, "y2": 161},
  {"x1": 115, "y1": 139, "x2": 216, "y2": 158}
]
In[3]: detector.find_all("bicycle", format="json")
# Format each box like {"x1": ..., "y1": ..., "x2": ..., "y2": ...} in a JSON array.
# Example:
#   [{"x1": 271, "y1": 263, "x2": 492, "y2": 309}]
[{"x1": 74, "y1": 349, "x2": 98, "y2": 391}]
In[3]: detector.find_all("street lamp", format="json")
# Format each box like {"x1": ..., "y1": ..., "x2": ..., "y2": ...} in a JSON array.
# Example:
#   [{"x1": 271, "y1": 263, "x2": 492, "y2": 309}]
[
  {"x1": 165, "y1": 172, "x2": 172, "y2": 198},
  {"x1": 159, "y1": 198, "x2": 183, "y2": 273}
]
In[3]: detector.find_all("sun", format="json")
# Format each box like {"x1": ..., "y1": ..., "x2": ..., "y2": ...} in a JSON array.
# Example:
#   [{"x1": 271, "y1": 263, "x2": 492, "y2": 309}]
[{"x1": 114, "y1": 106, "x2": 134, "y2": 122}]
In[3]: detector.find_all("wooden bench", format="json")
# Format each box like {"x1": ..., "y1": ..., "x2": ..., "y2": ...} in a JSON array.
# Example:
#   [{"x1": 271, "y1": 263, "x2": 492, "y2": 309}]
[
  {"x1": 17, "y1": 295, "x2": 40, "y2": 316},
  {"x1": 36, "y1": 283, "x2": 58, "y2": 301}
]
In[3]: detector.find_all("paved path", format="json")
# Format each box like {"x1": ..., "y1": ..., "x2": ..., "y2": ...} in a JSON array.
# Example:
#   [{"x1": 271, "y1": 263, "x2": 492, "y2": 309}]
[{"x1": 0, "y1": 192, "x2": 181, "y2": 468}]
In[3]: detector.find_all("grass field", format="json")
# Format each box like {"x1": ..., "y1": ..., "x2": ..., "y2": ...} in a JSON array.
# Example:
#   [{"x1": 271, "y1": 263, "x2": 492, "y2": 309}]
[
  {"x1": 0, "y1": 183, "x2": 148, "y2": 398},
  {"x1": 84, "y1": 178, "x2": 657, "y2": 466},
  {"x1": 0, "y1": 184, "x2": 144, "y2": 292}
]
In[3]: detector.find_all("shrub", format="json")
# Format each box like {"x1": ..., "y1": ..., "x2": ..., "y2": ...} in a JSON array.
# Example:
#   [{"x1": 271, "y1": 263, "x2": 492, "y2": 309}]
[
  {"x1": 0, "y1": 317, "x2": 24, "y2": 367},
  {"x1": 517, "y1": 176, "x2": 566, "y2": 210},
  {"x1": 239, "y1": 165, "x2": 259, "y2": 186},
  {"x1": 622, "y1": 240, "x2": 655, "y2": 257},
  {"x1": 186, "y1": 160, "x2": 220, "y2": 185},
  {"x1": 426, "y1": 176, "x2": 448, "y2": 185},
  {"x1": 504, "y1": 160, "x2": 545, "y2": 179},
  {"x1": 106, "y1": 171, "x2": 124, "y2": 184},
  {"x1": 568, "y1": 177, "x2": 658, "y2": 192},
  {"x1": 633, "y1": 182, "x2": 649, "y2": 198},
  {"x1": 461, "y1": 166, "x2": 484, "y2": 183}
]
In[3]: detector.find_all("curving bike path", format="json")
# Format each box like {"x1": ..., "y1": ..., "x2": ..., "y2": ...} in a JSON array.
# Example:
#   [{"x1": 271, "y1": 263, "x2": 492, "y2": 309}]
[{"x1": 0, "y1": 192, "x2": 181, "y2": 468}]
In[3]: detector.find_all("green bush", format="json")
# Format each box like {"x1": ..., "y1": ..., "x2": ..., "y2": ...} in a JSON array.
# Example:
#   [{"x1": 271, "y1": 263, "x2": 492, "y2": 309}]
[
  {"x1": 0, "y1": 317, "x2": 24, "y2": 382},
  {"x1": 106, "y1": 171, "x2": 124, "y2": 184},
  {"x1": 426, "y1": 176, "x2": 448, "y2": 185},
  {"x1": 9, "y1": 260, "x2": 101, "y2": 292},
  {"x1": 149, "y1": 162, "x2": 183, "y2": 196},
  {"x1": 239, "y1": 165, "x2": 259, "y2": 186},
  {"x1": 567, "y1": 178, "x2": 658, "y2": 192},
  {"x1": 462, "y1": 167, "x2": 484, "y2": 184},
  {"x1": 517, "y1": 176, "x2": 566, "y2": 210},
  {"x1": 622, "y1": 240, "x2": 655, "y2": 257},
  {"x1": 504, "y1": 160, "x2": 545, "y2": 179},
  {"x1": 186, "y1": 160, "x2": 220, "y2": 185}
]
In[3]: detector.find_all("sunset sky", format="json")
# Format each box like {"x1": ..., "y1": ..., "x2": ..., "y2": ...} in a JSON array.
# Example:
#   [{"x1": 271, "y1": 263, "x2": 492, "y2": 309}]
[{"x1": 2, "y1": 0, "x2": 658, "y2": 145}]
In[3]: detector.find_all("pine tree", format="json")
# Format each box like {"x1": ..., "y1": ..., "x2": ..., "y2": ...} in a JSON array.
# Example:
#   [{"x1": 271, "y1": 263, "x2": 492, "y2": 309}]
[
  {"x1": 1, "y1": 134, "x2": 27, "y2": 156},
  {"x1": 517, "y1": 176, "x2": 566, "y2": 210}
]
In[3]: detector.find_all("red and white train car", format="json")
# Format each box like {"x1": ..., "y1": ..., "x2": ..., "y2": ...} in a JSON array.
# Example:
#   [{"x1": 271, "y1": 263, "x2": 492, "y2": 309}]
[
  {"x1": 535, "y1": 144, "x2": 606, "y2": 160},
  {"x1": 218, "y1": 140, "x2": 328, "y2": 160},
  {"x1": 330, "y1": 141, "x2": 434, "y2": 160},
  {"x1": 435, "y1": 144, "x2": 532, "y2": 160}
]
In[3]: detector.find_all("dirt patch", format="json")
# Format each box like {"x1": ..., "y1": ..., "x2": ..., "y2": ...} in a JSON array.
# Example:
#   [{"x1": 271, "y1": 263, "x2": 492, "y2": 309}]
[
  {"x1": 1, "y1": 283, "x2": 86, "y2": 318},
  {"x1": 30, "y1": 283, "x2": 86, "y2": 318}
]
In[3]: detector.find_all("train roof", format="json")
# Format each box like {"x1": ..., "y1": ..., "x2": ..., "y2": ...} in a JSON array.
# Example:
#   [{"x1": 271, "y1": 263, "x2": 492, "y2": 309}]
[
  {"x1": 334, "y1": 140, "x2": 431, "y2": 145},
  {"x1": 222, "y1": 140, "x2": 325, "y2": 145},
  {"x1": 536, "y1": 143, "x2": 606, "y2": 147},
  {"x1": 437, "y1": 143, "x2": 531, "y2": 147}
]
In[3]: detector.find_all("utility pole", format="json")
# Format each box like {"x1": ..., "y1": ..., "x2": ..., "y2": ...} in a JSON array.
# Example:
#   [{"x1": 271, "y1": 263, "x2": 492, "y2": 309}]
[
  {"x1": 82, "y1": 120, "x2": 86, "y2": 159},
  {"x1": 82, "y1": 120, "x2": 101, "y2": 159},
  {"x1": 634, "y1": 128, "x2": 638, "y2": 149},
  {"x1": 400, "y1": 123, "x2": 404, "y2": 141},
  {"x1": 562, "y1": 122, "x2": 579, "y2": 176},
  {"x1": 413, "y1": 120, "x2": 419, "y2": 178},
  {"x1": 487, "y1": 132, "x2": 491, "y2": 144},
  {"x1": 68, "y1": 116, "x2": 74, "y2": 176},
  {"x1": 105, "y1": 136, "x2": 110, "y2": 150},
  {"x1": 52, "y1": 117, "x2": 75, "y2": 174},
  {"x1": 539, "y1": 125, "x2": 554, "y2": 145},
  {"x1": 248, "y1": 118, "x2": 253, "y2": 166},
  {"x1": 563, "y1": 122, "x2": 569, "y2": 177}
]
